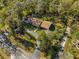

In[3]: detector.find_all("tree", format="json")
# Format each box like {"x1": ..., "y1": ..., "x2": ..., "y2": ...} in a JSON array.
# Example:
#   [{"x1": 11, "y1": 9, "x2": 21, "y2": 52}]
[
  {"x1": 38, "y1": 31, "x2": 48, "y2": 52},
  {"x1": 16, "y1": 1, "x2": 24, "y2": 20},
  {"x1": 49, "y1": 0, "x2": 60, "y2": 15},
  {"x1": 35, "y1": 0, "x2": 49, "y2": 15},
  {"x1": 3, "y1": 0, "x2": 8, "y2": 6}
]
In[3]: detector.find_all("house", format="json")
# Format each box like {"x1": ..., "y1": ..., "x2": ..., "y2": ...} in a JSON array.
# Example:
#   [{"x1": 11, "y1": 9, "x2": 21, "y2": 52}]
[
  {"x1": 31, "y1": 18, "x2": 42, "y2": 27},
  {"x1": 25, "y1": 17, "x2": 55, "y2": 31},
  {"x1": 40, "y1": 21, "x2": 54, "y2": 30}
]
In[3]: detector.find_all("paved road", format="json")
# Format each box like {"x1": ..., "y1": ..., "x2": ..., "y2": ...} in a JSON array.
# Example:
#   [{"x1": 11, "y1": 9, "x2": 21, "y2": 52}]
[
  {"x1": 11, "y1": 30, "x2": 41, "y2": 59},
  {"x1": 0, "y1": 31, "x2": 41, "y2": 59},
  {"x1": 58, "y1": 26, "x2": 71, "y2": 59},
  {"x1": 11, "y1": 48, "x2": 32, "y2": 59},
  {"x1": 26, "y1": 29, "x2": 39, "y2": 39},
  {"x1": 11, "y1": 44, "x2": 40, "y2": 59}
]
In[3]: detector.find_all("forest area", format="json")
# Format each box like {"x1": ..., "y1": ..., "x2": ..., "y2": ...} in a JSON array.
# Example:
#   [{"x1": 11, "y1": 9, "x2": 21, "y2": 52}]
[{"x1": 0, "y1": 0, "x2": 79, "y2": 59}]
